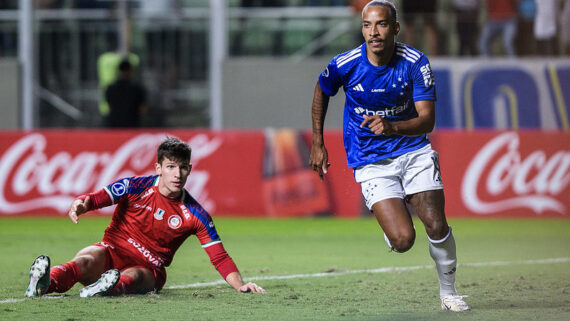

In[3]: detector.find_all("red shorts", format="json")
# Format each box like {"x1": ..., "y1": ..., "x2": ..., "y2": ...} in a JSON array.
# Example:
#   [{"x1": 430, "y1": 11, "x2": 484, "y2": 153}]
[{"x1": 94, "y1": 240, "x2": 167, "y2": 291}]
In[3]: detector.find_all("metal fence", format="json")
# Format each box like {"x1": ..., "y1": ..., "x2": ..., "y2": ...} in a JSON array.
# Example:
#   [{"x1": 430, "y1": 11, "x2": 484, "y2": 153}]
[{"x1": 1, "y1": 5, "x2": 359, "y2": 129}]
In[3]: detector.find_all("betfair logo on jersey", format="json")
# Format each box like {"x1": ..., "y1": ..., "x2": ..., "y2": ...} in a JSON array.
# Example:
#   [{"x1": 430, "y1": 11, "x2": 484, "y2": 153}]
[
  {"x1": 110, "y1": 179, "x2": 129, "y2": 197},
  {"x1": 420, "y1": 64, "x2": 434, "y2": 87},
  {"x1": 354, "y1": 104, "x2": 407, "y2": 117},
  {"x1": 154, "y1": 208, "x2": 165, "y2": 220}
]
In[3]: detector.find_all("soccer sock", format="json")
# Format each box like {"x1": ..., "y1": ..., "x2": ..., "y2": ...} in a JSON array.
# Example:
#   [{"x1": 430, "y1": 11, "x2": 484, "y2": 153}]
[
  {"x1": 47, "y1": 261, "x2": 82, "y2": 294},
  {"x1": 428, "y1": 226, "x2": 458, "y2": 297},
  {"x1": 108, "y1": 274, "x2": 134, "y2": 296}
]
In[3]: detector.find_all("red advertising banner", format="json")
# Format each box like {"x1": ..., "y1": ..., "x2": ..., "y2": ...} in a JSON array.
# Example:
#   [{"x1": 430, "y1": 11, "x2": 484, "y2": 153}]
[
  {"x1": 0, "y1": 130, "x2": 567, "y2": 218},
  {"x1": 0, "y1": 130, "x2": 361, "y2": 217},
  {"x1": 433, "y1": 131, "x2": 569, "y2": 218}
]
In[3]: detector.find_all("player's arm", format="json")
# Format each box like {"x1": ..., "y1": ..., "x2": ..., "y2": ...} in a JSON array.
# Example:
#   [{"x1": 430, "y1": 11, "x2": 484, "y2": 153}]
[
  {"x1": 203, "y1": 243, "x2": 265, "y2": 293},
  {"x1": 68, "y1": 189, "x2": 113, "y2": 224},
  {"x1": 309, "y1": 81, "x2": 331, "y2": 181},
  {"x1": 360, "y1": 100, "x2": 436, "y2": 136}
]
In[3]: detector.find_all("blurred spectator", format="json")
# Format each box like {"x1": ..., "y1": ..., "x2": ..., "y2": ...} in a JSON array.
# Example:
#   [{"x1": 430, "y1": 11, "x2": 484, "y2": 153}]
[
  {"x1": 401, "y1": 0, "x2": 439, "y2": 55},
  {"x1": 534, "y1": 0, "x2": 560, "y2": 56},
  {"x1": 516, "y1": 0, "x2": 536, "y2": 56},
  {"x1": 307, "y1": 0, "x2": 346, "y2": 5},
  {"x1": 563, "y1": 0, "x2": 570, "y2": 55},
  {"x1": 232, "y1": 0, "x2": 286, "y2": 56},
  {"x1": 453, "y1": 0, "x2": 479, "y2": 56},
  {"x1": 36, "y1": 0, "x2": 67, "y2": 89},
  {"x1": 97, "y1": 51, "x2": 140, "y2": 125},
  {"x1": 478, "y1": 0, "x2": 518, "y2": 57},
  {"x1": 0, "y1": 0, "x2": 17, "y2": 57},
  {"x1": 138, "y1": 0, "x2": 183, "y2": 71},
  {"x1": 105, "y1": 60, "x2": 147, "y2": 128},
  {"x1": 73, "y1": 0, "x2": 118, "y2": 81}
]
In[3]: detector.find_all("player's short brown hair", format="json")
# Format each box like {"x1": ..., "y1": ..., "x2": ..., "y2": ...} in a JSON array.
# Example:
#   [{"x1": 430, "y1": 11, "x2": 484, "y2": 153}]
[{"x1": 157, "y1": 137, "x2": 191, "y2": 164}]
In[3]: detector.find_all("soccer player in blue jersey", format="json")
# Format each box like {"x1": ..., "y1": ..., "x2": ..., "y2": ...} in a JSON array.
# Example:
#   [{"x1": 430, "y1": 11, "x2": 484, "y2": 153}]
[{"x1": 309, "y1": 0, "x2": 470, "y2": 312}]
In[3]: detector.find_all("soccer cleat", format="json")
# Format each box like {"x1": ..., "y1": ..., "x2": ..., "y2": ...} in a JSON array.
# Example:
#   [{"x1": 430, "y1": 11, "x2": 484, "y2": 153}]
[
  {"x1": 441, "y1": 295, "x2": 471, "y2": 312},
  {"x1": 79, "y1": 269, "x2": 120, "y2": 298},
  {"x1": 25, "y1": 255, "x2": 51, "y2": 297}
]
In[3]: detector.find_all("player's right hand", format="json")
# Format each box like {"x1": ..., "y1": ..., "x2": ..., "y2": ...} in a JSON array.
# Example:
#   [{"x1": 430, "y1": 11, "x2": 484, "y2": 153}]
[
  {"x1": 68, "y1": 196, "x2": 91, "y2": 224},
  {"x1": 309, "y1": 143, "x2": 330, "y2": 182},
  {"x1": 238, "y1": 282, "x2": 266, "y2": 294}
]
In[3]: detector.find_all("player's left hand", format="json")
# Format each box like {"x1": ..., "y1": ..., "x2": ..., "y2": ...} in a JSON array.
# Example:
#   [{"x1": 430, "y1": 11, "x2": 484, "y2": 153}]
[
  {"x1": 360, "y1": 115, "x2": 394, "y2": 136},
  {"x1": 238, "y1": 282, "x2": 266, "y2": 294}
]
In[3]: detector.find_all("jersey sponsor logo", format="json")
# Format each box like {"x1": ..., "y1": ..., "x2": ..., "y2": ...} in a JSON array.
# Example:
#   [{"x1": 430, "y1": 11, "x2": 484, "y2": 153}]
[
  {"x1": 110, "y1": 179, "x2": 129, "y2": 197},
  {"x1": 353, "y1": 104, "x2": 408, "y2": 117},
  {"x1": 420, "y1": 64, "x2": 434, "y2": 87},
  {"x1": 133, "y1": 203, "x2": 152, "y2": 212},
  {"x1": 352, "y1": 83, "x2": 364, "y2": 92},
  {"x1": 180, "y1": 204, "x2": 191, "y2": 219},
  {"x1": 141, "y1": 188, "x2": 154, "y2": 199},
  {"x1": 371, "y1": 88, "x2": 385, "y2": 93},
  {"x1": 127, "y1": 238, "x2": 164, "y2": 267},
  {"x1": 154, "y1": 208, "x2": 165, "y2": 220},
  {"x1": 168, "y1": 214, "x2": 183, "y2": 229}
]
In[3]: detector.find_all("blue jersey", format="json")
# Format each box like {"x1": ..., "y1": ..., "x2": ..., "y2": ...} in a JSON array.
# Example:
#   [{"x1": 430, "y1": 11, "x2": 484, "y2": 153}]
[{"x1": 318, "y1": 42, "x2": 436, "y2": 168}]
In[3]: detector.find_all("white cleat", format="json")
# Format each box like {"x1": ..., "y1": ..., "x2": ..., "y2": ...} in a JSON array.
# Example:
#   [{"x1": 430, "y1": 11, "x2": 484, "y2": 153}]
[
  {"x1": 79, "y1": 269, "x2": 120, "y2": 298},
  {"x1": 441, "y1": 295, "x2": 471, "y2": 312},
  {"x1": 25, "y1": 255, "x2": 51, "y2": 297}
]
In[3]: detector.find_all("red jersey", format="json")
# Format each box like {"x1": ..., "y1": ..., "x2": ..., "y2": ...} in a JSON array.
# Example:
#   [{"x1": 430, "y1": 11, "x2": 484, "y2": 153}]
[
  {"x1": 84, "y1": 175, "x2": 238, "y2": 279},
  {"x1": 486, "y1": 0, "x2": 518, "y2": 20}
]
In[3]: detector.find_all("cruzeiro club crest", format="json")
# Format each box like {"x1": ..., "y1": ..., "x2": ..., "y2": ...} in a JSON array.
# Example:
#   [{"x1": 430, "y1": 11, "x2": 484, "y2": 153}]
[
  {"x1": 154, "y1": 208, "x2": 165, "y2": 220},
  {"x1": 168, "y1": 215, "x2": 183, "y2": 230}
]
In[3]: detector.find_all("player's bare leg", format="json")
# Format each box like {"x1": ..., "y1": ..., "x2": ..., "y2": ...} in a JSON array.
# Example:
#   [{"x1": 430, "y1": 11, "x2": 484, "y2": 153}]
[
  {"x1": 72, "y1": 245, "x2": 108, "y2": 285},
  {"x1": 371, "y1": 198, "x2": 415, "y2": 253},
  {"x1": 408, "y1": 189, "x2": 470, "y2": 311}
]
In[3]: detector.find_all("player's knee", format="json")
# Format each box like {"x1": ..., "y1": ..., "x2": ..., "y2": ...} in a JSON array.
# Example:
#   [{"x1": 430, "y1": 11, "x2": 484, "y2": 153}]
[
  {"x1": 424, "y1": 220, "x2": 449, "y2": 240},
  {"x1": 390, "y1": 232, "x2": 415, "y2": 253}
]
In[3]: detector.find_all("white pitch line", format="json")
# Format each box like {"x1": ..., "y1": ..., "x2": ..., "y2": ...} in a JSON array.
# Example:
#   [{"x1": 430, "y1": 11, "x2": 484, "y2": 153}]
[
  {"x1": 2, "y1": 257, "x2": 568, "y2": 304},
  {"x1": 165, "y1": 257, "x2": 570, "y2": 290},
  {"x1": 0, "y1": 295, "x2": 65, "y2": 304}
]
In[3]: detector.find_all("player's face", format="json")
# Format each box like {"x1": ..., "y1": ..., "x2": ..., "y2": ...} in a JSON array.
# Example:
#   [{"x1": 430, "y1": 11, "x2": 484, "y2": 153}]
[
  {"x1": 362, "y1": 6, "x2": 399, "y2": 57},
  {"x1": 156, "y1": 157, "x2": 192, "y2": 198}
]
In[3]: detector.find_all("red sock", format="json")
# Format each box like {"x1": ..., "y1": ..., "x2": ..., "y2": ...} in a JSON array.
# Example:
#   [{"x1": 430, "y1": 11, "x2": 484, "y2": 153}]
[
  {"x1": 108, "y1": 274, "x2": 134, "y2": 296},
  {"x1": 47, "y1": 261, "x2": 82, "y2": 294}
]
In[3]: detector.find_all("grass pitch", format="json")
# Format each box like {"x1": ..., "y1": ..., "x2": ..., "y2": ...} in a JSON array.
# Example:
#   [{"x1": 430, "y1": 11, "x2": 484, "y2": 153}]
[{"x1": 1, "y1": 216, "x2": 569, "y2": 320}]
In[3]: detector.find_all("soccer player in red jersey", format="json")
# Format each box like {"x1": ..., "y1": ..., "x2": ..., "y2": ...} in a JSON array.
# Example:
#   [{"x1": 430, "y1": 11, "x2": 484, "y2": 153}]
[{"x1": 25, "y1": 137, "x2": 265, "y2": 297}]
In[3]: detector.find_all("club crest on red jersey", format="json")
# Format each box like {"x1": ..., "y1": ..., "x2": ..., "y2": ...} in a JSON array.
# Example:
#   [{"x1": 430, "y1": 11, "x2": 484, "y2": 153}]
[
  {"x1": 168, "y1": 214, "x2": 182, "y2": 229},
  {"x1": 154, "y1": 208, "x2": 165, "y2": 220}
]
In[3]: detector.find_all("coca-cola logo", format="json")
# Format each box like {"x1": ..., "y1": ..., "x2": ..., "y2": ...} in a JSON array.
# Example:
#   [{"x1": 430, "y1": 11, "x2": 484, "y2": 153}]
[
  {"x1": 462, "y1": 132, "x2": 569, "y2": 215},
  {"x1": 0, "y1": 133, "x2": 222, "y2": 215}
]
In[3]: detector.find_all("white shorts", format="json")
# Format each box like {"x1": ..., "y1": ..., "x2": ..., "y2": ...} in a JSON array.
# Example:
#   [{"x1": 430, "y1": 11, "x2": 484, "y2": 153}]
[{"x1": 354, "y1": 144, "x2": 444, "y2": 210}]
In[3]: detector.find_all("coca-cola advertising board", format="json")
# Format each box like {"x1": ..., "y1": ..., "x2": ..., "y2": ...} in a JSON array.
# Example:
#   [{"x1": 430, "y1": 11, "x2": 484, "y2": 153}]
[
  {"x1": 434, "y1": 131, "x2": 569, "y2": 218},
  {"x1": 0, "y1": 130, "x2": 567, "y2": 218},
  {"x1": 0, "y1": 130, "x2": 361, "y2": 217}
]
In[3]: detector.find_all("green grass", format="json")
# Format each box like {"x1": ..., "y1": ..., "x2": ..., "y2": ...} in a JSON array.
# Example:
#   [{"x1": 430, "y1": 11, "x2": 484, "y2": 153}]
[{"x1": 1, "y1": 217, "x2": 569, "y2": 320}]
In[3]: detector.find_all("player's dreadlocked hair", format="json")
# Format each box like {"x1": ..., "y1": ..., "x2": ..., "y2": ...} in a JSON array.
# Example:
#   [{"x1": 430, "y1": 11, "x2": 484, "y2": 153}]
[
  {"x1": 157, "y1": 137, "x2": 192, "y2": 164},
  {"x1": 361, "y1": 0, "x2": 397, "y2": 21}
]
